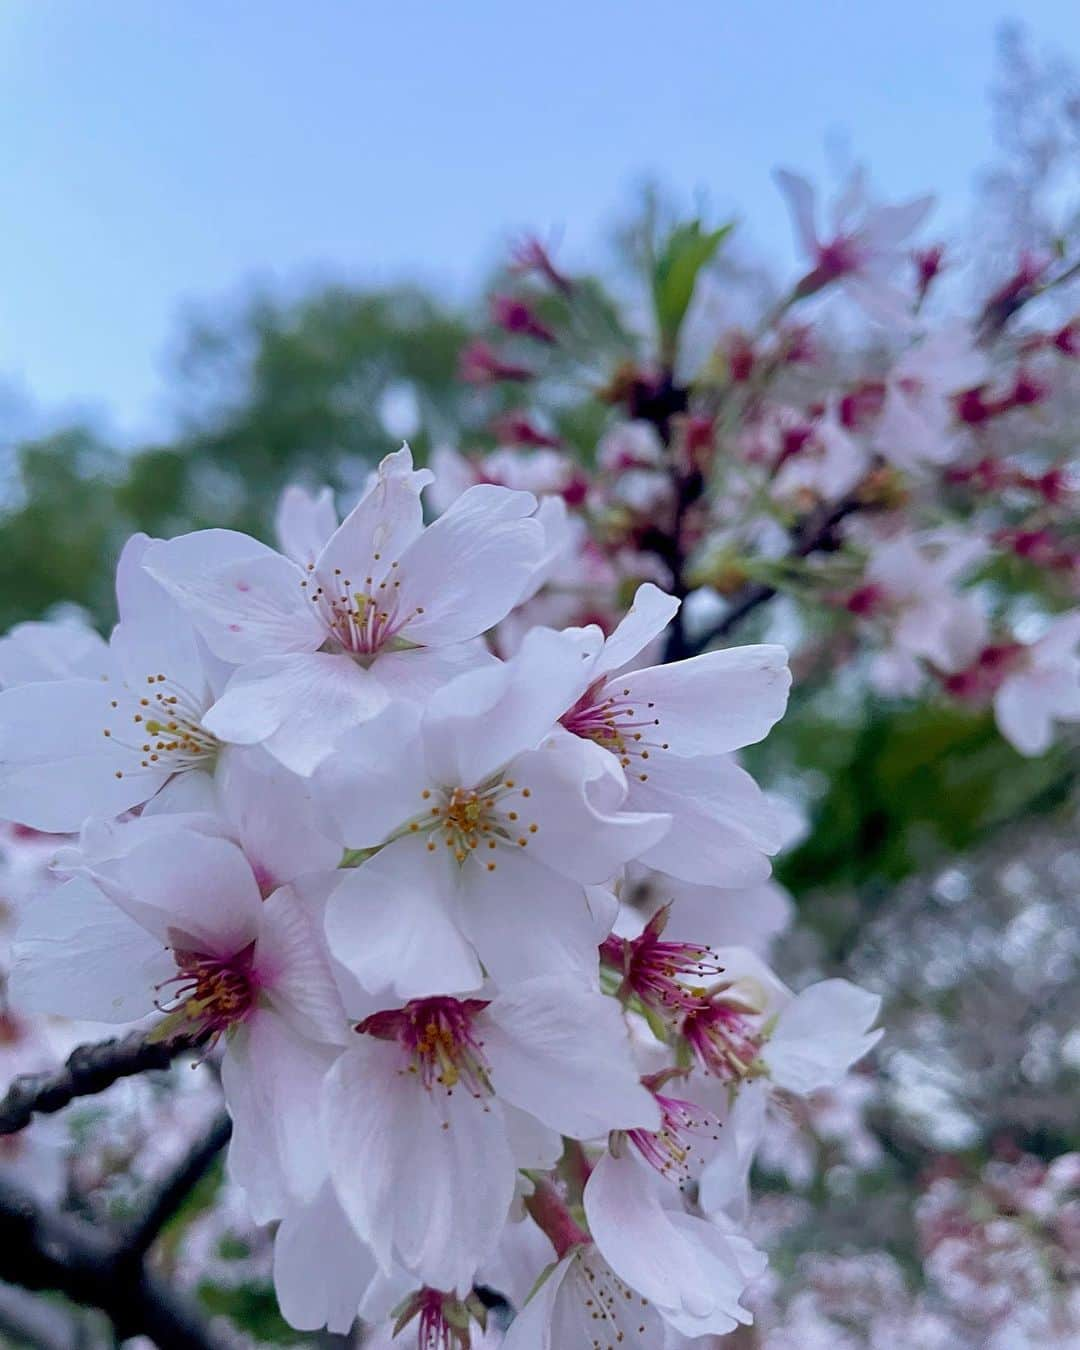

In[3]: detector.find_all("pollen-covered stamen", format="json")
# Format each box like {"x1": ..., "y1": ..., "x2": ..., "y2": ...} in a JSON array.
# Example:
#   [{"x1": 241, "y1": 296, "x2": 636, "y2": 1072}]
[
  {"x1": 599, "y1": 904, "x2": 722, "y2": 1018},
  {"x1": 302, "y1": 558, "x2": 424, "y2": 657},
  {"x1": 626, "y1": 1084, "x2": 722, "y2": 1189},
  {"x1": 560, "y1": 677, "x2": 669, "y2": 783},
  {"x1": 359, "y1": 997, "x2": 493, "y2": 1099},
  {"x1": 154, "y1": 939, "x2": 258, "y2": 1042},
  {"x1": 681, "y1": 993, "x2": 766, "y2": 1084},
  {"x1": 392, "y1": 1287, "x2": 487, "y2": 1350},
  {"x1": 406, "y1": 777, "x2": 540, "y2": 869},
  {"x1": 104, "y1": 672, "x2": 219, "y2": 781}
]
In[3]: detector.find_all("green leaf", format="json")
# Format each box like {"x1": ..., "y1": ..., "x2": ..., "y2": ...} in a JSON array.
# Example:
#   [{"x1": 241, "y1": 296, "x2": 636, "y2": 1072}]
[{"x1": 650, "y1": 220, "x2": 733, "y2": 364}]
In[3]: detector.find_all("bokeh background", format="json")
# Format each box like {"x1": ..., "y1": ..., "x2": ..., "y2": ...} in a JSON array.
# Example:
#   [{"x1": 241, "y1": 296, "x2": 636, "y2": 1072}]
[{"x1": 0, "y1": 4, "x2": 1077, "y2": 1346}]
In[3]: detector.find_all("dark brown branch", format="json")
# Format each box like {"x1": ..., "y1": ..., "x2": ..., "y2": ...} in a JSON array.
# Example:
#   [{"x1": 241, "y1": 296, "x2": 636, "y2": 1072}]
[
  {"x1": 0, "y1": 1029, "x2": 207, "y2": 1136},
  {"x1": 0, "y1": 1173, "x2": 231, "y2": 1350},
  {"x1": 124, "y1": 1109, "x2": 233, "y2": 1258},
  {"x1": 686, "y1": 491, "x2": 864, "y2": 654}
]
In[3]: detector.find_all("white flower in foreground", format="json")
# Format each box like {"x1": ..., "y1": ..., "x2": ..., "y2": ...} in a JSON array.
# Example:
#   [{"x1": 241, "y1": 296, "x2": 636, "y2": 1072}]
[
  {"x1": 322, "y1": 976, "x2": 659, "y2": 1293},
  {"x1": 13, "y1": 819, "x2": 346, "y2": 1222},
  {"x1": 678, "y1": 947, "x2": 883, "y2": 1096},
  {"x1": 142, "y1": 445, "x2": 545, "y2": 771},
  {"x1": 272, "y1": 1181, "x2": 375, "y2": 1334},
  {"x1": 554, "y1": 583, "x2": 792, "y2": 887},
  {"x1": 583, "y1": 1149, "x2": 765, "y2": 1338},
  {"x1": 314, "y1": 638, "x2": 667, "y2": 996},
  {"x1": 0, "y1": 534, "x2": 230, "y2": 830},
  {"x1": 992, "y1": 611, "x2": 1080, "y2": 755},
  {"x1": 776, "y1": 166, "x2": 933, "y2": 324}
]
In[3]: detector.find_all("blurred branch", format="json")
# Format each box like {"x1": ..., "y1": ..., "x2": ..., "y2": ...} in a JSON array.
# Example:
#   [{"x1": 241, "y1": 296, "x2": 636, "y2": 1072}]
[
  {"x1": 124, "y1": 1109, "x2": 232, "y2": 1258},
  {"x1": 0, "y1": 1173, "x2": 230, "y2": 1350},
  {"x1": 0, "y1": 1029, "x2": 207, "y2": 1136},
  {"x1": 686, "y1": 491, "x2": 864, "y2": 654}
]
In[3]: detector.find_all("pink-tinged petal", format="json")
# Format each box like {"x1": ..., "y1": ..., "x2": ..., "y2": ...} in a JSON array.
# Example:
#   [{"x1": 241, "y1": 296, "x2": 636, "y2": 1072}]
[
  {"x1": 764, "y1": 978, "x2": 883, "y2": 1094},
  {"x1": 223, "y1": 1011, "x2": 337, "y2": 1223},
  {"x1": 256, "y1": 884, "x2": 348, "y2": 1045},
  {"x1": 0, "y1": 618, "x2": 111, "y2": 687},
  {"x1": 458, "y1": 853, "x2": 605, "y2": 986},
  {"x1": 507, "y1": 736, "x2": 670, "y2": 884},
  {"x1": 0, "y1": 677, "x2": 169, "y2": 831},
  {"x1": 275, "y1": 484, "x2": 338, "y2": 567},
  {"x1": 313, "y1": 444, "x2": 430, "y2": 588},
  {"x1": 212, "y1": 745, "x2": 340, "y2": 888},
  {"x1": 392, "y1": 484, "x2": 544, "y2": 646},
  {"x1": 272, "y1": 1183, "x2": 373, "y2": 1334},
  {"x1": 483, "y1": 975, "x2": 661, "y2": 1137},
  {"x1": 774, "y1": 168, "x2": 820, "y2": 258},
  {"x1": 143, "y1": 530, "x2": 322, "y2": 664},
  {"x1": 422, "y1": 625, "x2": 600, "y2": 789},
  {"x1": 583, "y1": 1151, "x2": 761, "y2": 1335},
  {"x1": 11, "y1": 876, "x2": 172, "y2": 1023},
  {"x1": 323, "y1": 1038, "x2": 515, "y2": 1292},
  {"x1": 500, "y1": 1252, "x2": 569, "y2": 1350},
  {"x1": 312, "y1": 701, "x2": 428, "y2": 848},
  {"x1": 697, "y1": 1079, "x2": 769, "y2": 1225},
  {"x1": 620, "y1": 643, "x2": 790, "y2": 757},
  {"x1": 325, "y1": 837, "x2": 482, "y2": 1000},
  {"x1": 634, "y1": 754, "x2": 783, "y2": 887},
  {"x1": 861, "y1": 194, "x2": 935, "y2": 249},
  {"x1": 86, "y1": 825, "x2": 263, "y2": 957},
  {"x1": 594, "y1": 583, "x2": 681, "y2": 679},
  {"x1": 1035, "y1": 611, "x2": 1080, "y2": 660},
  {"x1": 203, "y1": 652, "x2": 389, "y2": 775},
  {"x1": 112, "y1": 533, "x2": 209, "y2": 698},
  {"x1": 502, "y1": 1105, "x2": 563, "y2": 1172}
]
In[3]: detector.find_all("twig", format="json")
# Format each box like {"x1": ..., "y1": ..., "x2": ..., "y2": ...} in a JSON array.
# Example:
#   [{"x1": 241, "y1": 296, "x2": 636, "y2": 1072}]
[
  {"x1": 124, "y1": 1109, "x2": 233, "y2": 1258},
  {"x1": 0, "y1": 1173, "x2": 230, "y2": 1350},
  {"x1": 686, "y1": 491, "x2": 863, "y2": 653},
  {"x1": 0, "y1": 1029, "x2": 207, "y2": 1136}
]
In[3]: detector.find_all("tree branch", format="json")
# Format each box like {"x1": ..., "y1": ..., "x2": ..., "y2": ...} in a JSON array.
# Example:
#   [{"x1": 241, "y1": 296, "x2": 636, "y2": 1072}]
[
  {"x1": 0, "y1": 1029, "x2": 207, "y2": 1136},
  {"x1": 124, "y1": 1109, "x2": 233, "y2": 1258},
  {"x1": 686, "y1": 491, "x2": 863, "y2": 653},
  {"x1": 0, "y1": 1173, "x2": 231, "y2": 1350}
]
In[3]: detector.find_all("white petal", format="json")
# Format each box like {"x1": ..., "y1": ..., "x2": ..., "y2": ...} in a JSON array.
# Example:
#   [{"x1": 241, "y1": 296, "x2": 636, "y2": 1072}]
[
  {"x1": 774, "y1": 169, "x2": 820, "y2": 257},
  {"x1": 272, "y1": 1182, "x2": 374, "y2": 1333},
  {"x1": 323, "y1": 1038, "x2": 515, "y2": 1292},
  {"x1": 0, "y1": 677, "x2": 169, "y2": 830},
  {"x1": 595, "y1": 583, "x2": 681, "y2": 678},
  {"x1": 618, "y1": 643, "x2": 790, "y2": 757},
  {"x1": 275, "y1": 484, "x2": 338, "y2": 567},
  {"x1": 458, "y1": 852, "x2": 605, "y2": 985},
  {"x1": 144, "y1": 529, "x2": 322, "y2": 664},
  {"x1": 223, "y1": 1011, "x2": 336, "y2": 1222},
  {"x1": 393, "y1": 484, "x2": 544, "y2": 646},
  {"x1": 86, "y1": 824, "x2": 263, "y2": 957},
  {"x1": 111, "y1": 533, "x2": 210, "y2": 698},
  {"x1": 257, "y1": 883, "x2": 348, "y2": 1044},
  {"x1": 325, "y1": 838, "x2": 482, "y2": 999},
  {"x1": 0, "y1": 618, "x2": 111, "y2": 687},
  {"x1": 584, "y1": 1151, "x2": 760, "y2": 1335},
  {"x1": 994, "y1": 679, "x2": 1054, "y2": 757},
  {"x1": 11, "y1": 875, "x2": 171, "y2": 1023},
  {"x1": 203, "y1": 652, "x2": 389, "y2": 775},
  {"x1": 483, "y1": 975, "x2": 661, "y2": 1137},
  {"x1": 370, "y1": 639, "x2": 499, "y2": 705},
  {"x1": 764, "y1": 978, "x2": 883, "y2": 1094},
  {"x1": 312, "y1": 700, "x2": 428, "y2": 847}
]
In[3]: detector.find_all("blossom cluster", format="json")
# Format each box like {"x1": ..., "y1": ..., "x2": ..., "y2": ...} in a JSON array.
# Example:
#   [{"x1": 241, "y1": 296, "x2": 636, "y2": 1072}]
[
  {"x1": 455, "y1": 167, "x2": 1079, "y2": 760},
  {"x1": 0, "y1": 445, "x2": 882, "y2": 1345}
]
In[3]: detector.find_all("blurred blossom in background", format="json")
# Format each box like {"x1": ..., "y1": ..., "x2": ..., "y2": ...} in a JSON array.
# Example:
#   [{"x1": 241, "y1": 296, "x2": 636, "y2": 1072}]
[{"x1": 0, "y1": 2, "x2": 1078, "y2": 1347}]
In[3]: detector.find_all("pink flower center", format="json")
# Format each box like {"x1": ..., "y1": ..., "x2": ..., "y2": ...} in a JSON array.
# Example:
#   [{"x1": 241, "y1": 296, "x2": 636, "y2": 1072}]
[
  {"x1": 392, "y1": 1288, "x2": 486, "y2": 1350},
  {"x1": 560, "y1": 678, "x2": 669, "y2": 783},
  {"x1": 156, "y1": 940, "x2": 259, "y2": 1041},
  {"x1": 627, "y1": 1091, "x2": 722, "y2": 1188},
  {"x1": 301, "y1": 559, "x2": 421, "y2": 657},
  {"x1": 600, "y1": 907, "x2": 721, "y2": 1019},
  {"x1": 360, "y1": 997, "x2": 493, "y2": 1098},
  {"x1": 681, "y1": 1000, "x2": 764, "y2": 1083},
  {"x1": 816, "y1": 235, "x2": 863, "y2": 280}
]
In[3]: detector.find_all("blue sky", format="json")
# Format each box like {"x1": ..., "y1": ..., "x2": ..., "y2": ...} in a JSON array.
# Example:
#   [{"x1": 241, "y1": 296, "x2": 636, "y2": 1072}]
[{"x1": 0, "y1": 1, "x2": 1077, "y2": 442}]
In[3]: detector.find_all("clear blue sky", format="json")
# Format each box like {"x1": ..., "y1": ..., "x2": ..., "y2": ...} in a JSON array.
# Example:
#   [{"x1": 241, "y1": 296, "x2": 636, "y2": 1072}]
[{"x1": 0, "y1": 0, "x2": 1077, "y2": 442}]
